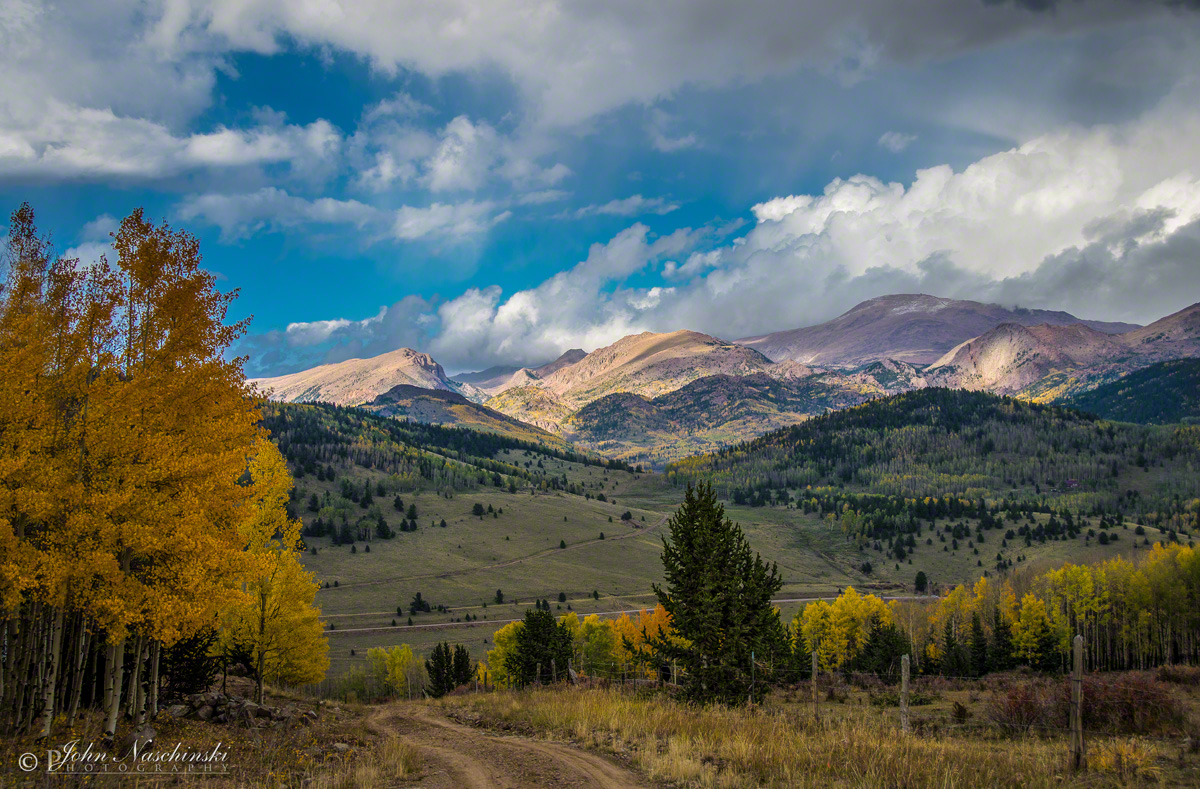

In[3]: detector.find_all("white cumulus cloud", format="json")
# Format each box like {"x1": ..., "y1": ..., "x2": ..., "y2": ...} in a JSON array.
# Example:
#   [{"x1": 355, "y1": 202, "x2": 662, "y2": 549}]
[
  {"x1": 178, "y1": 188, "x2": 379, "y2": 242},
  {"x1": 572, "y1": 195, "x2": 680, "y2": 218},
  {"x1": 877, "y1": 131, "x2": 916, "y2": 152},
  {"x1": 391, "y1": 201, "x2": 511, "y2": 241}
]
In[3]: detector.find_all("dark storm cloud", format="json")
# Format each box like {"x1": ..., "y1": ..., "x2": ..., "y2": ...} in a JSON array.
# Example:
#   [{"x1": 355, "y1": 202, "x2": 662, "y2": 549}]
[
  {"x1": 983, "y1": 0, "x2": 1200, "y2": 12},
  {"x1": 984, "y1": 211, "x2": 1200, "y2": 324}
]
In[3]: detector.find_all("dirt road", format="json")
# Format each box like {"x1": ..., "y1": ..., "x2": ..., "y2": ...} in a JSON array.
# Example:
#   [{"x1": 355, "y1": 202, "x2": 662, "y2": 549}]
[{"x1": 367, "y1": 702, "x2": 647, "y2": 788}]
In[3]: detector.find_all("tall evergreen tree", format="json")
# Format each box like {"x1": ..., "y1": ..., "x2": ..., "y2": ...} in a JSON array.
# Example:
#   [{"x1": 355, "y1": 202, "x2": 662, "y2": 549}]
[
  {"x1": 506, "y1": 608, "x2": 572, "y2": 686},
  {"x1": 649, "y1": 483, "x2": 783, "y2": 704},
  {"x1": 425, "y1": 642, "x2": 455, "y2": 697},
  {"x1": 851, "y1": 614, "x2": 912, "y2": 680},
  {"x1": 452, "y1": 644, "x2": 475, "y2": 686},
  {"x1": 790, "y1": 624, "x2": 813, "y2": 680},
  {"x1": 968, "y1": 612, "x2": 989, "y2": 677},
  {"x1": 991, "y1": 608, "x2": 1014, "y2": 671},
  {"x1": 941, "y1": 619, "x2": 969, "y2": 678}
]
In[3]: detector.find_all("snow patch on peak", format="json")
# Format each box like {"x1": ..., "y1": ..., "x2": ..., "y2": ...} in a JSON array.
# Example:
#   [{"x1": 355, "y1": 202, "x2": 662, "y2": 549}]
[{"x1": 889, "y1": 295, "x2": 952, "y2": 315}]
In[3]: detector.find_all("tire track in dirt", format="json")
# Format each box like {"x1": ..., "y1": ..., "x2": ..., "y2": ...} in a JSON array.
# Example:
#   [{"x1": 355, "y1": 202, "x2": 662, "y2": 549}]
[{"x1": 367, "y1": 702, "x2": 646, "y2": 789}]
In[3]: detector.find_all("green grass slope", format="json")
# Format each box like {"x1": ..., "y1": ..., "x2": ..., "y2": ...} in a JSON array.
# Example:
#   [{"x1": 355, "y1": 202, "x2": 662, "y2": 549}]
[{"x1": 264, "y1": 391, "x2": 1196, "y2": 676}]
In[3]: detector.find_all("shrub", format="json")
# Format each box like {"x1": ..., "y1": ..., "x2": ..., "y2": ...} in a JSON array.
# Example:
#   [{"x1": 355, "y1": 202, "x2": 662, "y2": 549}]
[
  {"x1": 867, "y1": 689, "x2": 940, "y2": 708},
  {"x1": 1075, "y1": 674, "x2": 1187, "y2": 734},
  {"x1": 984, "y1": 677, "x2": 1058, "y2": 735},
  {"x1": 985, "y1": 673, "x2": 1187, "y2": 736},
  {"x1": 161, "y1": 627, "x2": 220, "y2": 700},
  {"x1": 1091, "y1": 738, "x2": 1161, "y2": 782},
  {"x1": 1155, "y1": 664, "x2": 1200, "y2": 686}
]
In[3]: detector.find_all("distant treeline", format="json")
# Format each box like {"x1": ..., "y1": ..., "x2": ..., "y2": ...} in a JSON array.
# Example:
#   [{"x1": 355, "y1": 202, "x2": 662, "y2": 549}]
[
  {"x1": 803, "y1": 542, "x2": 1200, "y2": 677},
  {"x1": 665, "y1": 388, "x2": 1200, "y2": 531},
  {"x1": 262, "y1": 402, "x2": 632, "y2": 494}
]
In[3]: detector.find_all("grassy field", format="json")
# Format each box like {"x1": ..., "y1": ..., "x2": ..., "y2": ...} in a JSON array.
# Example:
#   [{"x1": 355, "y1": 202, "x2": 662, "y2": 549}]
[
  {"x1": 295, "y1": 448, "x2": 1175, "y2": 676},
  {"x1": 438, "y1": 672, "x2": 1200, "y2": 788}
]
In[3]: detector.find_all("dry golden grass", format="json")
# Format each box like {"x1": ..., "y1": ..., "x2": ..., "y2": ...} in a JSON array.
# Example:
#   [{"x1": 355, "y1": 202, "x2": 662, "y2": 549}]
[
  {"x1": 309, "y1": 737, "x2": 421, "y2": 789},
  {"x1": 443, "y1": 687, "x2": 1180, "y2": 788},
  {"x1": 1091, "y1": 738, "x2": 1162, "y2": 783},
  {"x1": 0, "y1": 694, "x2": 392, "y2": 789}
]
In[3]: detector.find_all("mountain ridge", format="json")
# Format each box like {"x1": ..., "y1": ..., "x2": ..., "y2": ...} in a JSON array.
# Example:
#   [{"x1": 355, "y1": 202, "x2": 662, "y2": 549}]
[
  {"x1": 249, "y1": 347, "x2": 486, "y2": 406},
  {"x1": 928, "y1": 302, "x2": 1200, "y2": 399},
  {"x1": 250, "y1": 297, "x2": 1199, "y2": 466},
  {"x1": 738, "y1": 293, "x2": 1140, "y2": 366},
  {"x1": 450, "y1": 348, "x2": 587, "y2": 394}
]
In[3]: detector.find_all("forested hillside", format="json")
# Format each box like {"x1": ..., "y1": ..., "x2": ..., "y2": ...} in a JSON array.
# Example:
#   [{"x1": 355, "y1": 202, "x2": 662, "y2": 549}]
[
  {"x1": 667, "y1": 389, "x2": 1200, "y2": 530},
  {"x1": 263, "y1": 401, "x2": 632, "y2": 495},
  {"x1": 1065, "y1": 359, "x2": 1200, "y2": 425},
  {"x1": 360, "y1": 384, "x2": 571, "y2": 446}
]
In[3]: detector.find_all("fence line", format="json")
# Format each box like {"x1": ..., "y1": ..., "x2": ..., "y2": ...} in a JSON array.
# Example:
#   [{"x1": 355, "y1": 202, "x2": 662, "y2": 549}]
[{"x1": 292, "y1": 632, "x2": 1196, "y2": 770}]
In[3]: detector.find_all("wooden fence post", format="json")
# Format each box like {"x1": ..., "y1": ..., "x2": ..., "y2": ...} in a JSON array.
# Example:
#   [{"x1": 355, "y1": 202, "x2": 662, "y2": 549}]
[
  {"x1": 749, "y1": 650, "x2": 755, "y2": 705},
  {"x1": 1070, "y1": 634, "x2": 1086, "y2": 771},
  {"x1": 811, "y1": 647, "x2": 820, "y2": 723},
  {"x1": 551, "y1": 658, "x2": 557, "y2": 684},
  {"x1": 900, "y1": 654, "x2": 910, "y2": 734}
]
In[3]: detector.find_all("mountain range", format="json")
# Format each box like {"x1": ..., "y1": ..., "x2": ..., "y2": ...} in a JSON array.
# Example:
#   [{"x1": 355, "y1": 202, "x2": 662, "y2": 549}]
[
  {"x1": 248, "y1": 347, "x2": 485, "y2": 405},
  {"x1": 737, "y1": 294, "x2": 1140, "y2": 365},
  {"x1": 250, "y1": 295, "x2": 1200, "y2": 464}
]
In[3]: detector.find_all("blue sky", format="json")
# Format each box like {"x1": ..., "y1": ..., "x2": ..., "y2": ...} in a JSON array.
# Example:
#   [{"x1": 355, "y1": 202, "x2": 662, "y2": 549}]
[{"x1": 4, "y1": 1, "x2": 1200, "y2": 375}]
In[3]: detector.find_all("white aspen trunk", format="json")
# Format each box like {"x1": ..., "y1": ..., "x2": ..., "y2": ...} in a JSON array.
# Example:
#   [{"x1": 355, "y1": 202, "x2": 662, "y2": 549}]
[
  {"x1": 103, "y1": 639, "x2": 126, "y2": 739},
  {"x1": 256, "y1": 592, "x2": 267, "y2": 705},
  {"x1": 67, "y1": 624, "x2": 91, "y2": 725},
  {"x1": 13, "y1": 602, "x2": 42, "y2": 733},
  {"x1": 101, "y1": 639, "x2": 114, "y2": 719},
  {"x1": 147, "y1": 641, "x2": 160, "y2": 720},
  {"x1": 128, "y1": 636, "x2": 147, "y2": 726},
  {"x1": 37, "y1": 607, "x2": 65, "y2": 739},
  {"x1": 0, "y1": 615, "x2": 11, "y2": 703}
]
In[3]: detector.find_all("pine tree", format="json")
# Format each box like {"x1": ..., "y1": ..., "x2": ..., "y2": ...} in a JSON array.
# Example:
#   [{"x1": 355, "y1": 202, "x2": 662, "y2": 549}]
[
  {"x1": 968, "y1": 612, "x2": 989, "y2": 677},
  {"x1": 425, "y1": 642, "x2": 455, "y2": 697},
  {"x1": 452, "y1": 644, "x2": 474, "y2": 685},
  {"x1": 941, "y1": 618, "x2": 969, "y2": 678},
  {"x1": 851, "y1": 614, "x2": 911, "y2": 679},
  {"x1": 991, "y1": 608, "x2": 1013, "y2": 671},
  {"x1": 506, "y1": 609, "x2": 571, "y2": 686},
  {"x1": 790, "y1": 623, "x2": 813, "y2": 680},
  {"x1": 160, "y1": 627, "x2": 220, "y2": 700},
  {"x1": 649, "y1": 483, "x2": 782, "y2": 704}
]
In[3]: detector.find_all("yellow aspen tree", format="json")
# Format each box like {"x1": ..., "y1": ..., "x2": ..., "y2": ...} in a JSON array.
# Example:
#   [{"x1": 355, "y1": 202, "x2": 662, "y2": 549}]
[
  {"x1": 219, "y1": 439, "x2": 328, "y2": 702},
  {"x1": 367, "y1": 645, "x2": 419, "y2": 697},
  {"x1": 1011, "y1": 594, "x2": 1057, "y2": 669},
  {"x1": 484, "y1": 621, "x2": 522, "y2": 688},
  {"x1": 575, "y1": 614, "x2": 619, "y2": 676}
]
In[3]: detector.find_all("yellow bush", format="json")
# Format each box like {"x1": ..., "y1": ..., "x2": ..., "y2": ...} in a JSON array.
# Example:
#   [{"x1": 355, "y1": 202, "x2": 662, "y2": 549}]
[{"x1": 1091, "y1": 738, "x2": 1161, "y2": 782}]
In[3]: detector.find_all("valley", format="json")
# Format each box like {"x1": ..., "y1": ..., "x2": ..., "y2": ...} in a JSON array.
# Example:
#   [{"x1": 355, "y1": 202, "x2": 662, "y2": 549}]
[
  {"x1": 273, "y1": 388, "x2": 1198, "y2": 678},
  {"x1": 252, "y1": 294, "x2": 1200, "y2": 679}
]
